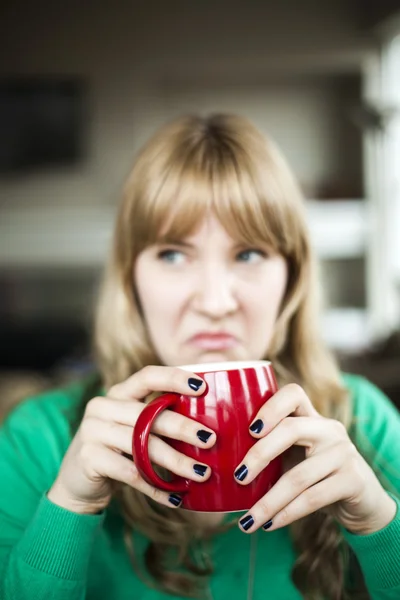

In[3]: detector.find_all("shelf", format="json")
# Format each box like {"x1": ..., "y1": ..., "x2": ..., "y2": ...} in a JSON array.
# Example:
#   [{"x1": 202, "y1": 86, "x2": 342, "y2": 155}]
[
  {"x1": 321, "y1": 307, "x2": 371, "y2": 353},
  {"x1": 306, "y1": 200, "x2": 368, "y2": 259},
  {"x1": 0, "y1": 200, "x2": 368, "y2": 268},
  {"x1": 0, "y1": 207, "x2": 115, "y2": 268},
  {"x1": 0, "y1": 207, "x2": 375, "y2": 352}
]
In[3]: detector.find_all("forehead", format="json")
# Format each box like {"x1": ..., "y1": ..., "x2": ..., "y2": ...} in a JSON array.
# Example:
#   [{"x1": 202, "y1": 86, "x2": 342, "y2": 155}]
[{"x1": 183, "y1": 212, "x2": 236, "y2": 244}]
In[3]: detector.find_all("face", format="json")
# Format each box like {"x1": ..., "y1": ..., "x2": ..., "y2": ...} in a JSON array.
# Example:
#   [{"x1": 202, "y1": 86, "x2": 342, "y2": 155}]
[{"x1": 134, "y1": 213, "x2": 288, "y2": 366}]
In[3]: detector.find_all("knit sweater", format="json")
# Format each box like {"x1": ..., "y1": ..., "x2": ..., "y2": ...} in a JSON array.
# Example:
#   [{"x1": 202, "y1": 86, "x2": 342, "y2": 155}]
[{"x1": 0, "y1": 373, "x2": 399, "y2": 599}]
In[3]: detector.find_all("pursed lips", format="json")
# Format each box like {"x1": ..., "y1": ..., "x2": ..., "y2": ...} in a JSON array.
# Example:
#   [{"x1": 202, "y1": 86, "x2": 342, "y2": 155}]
[{"x1": 187, "y1": 332, "x2": 238, "y2": 350}]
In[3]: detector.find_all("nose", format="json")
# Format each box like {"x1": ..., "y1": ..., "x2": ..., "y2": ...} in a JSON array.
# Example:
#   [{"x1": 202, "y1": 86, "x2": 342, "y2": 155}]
[{"x1": 191, "y1": 263, "x2": 238, "y2": 319}]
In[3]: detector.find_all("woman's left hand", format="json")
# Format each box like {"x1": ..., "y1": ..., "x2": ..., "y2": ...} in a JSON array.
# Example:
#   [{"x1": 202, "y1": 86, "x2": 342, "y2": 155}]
[{"x1": 235, "y1": 383, "x2": 397, "y2": 535}]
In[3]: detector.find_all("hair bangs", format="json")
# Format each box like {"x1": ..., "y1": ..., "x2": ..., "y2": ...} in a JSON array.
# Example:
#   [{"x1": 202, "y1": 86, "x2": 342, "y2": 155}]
[
  {"x1": 208, "y1": 152, "x2": 291, "y2": 256},
  {"x1": 130, "y1": 150, "x2": 212, "y2": 249},
  {"x1": 154, "y1": 162, "x2": 213, "y2": 245},
  {"x1": 130, "y1": 114, "x2": 303, "y2": 261}
]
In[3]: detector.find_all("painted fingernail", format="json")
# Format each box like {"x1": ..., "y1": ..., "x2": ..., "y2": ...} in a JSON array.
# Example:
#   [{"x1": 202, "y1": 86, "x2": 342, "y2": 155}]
[
  {"x1": 193, "y1": 464, "x2": 208, "y2": 477},
  {"x1": 188, "y1": 378, "x2": 203, "y2": 391},
  {"x1": 168, "y1": 493, "x2": 182, "y2": 507},
  {"x1": 249, "y1": 419, "x2": 264, "y2": 434},
  {"x1": 234, "y1": 465, "x2": 248, "y2": 481},
  {"x1": 197, "y1": 430, "x2": 212, "y2": 443},
  {"x1": 239, "y1": 515, "x2": 254, "y2": 531},
  {"x1": 262, "y1": 519, "x2": 273, "y2": 530}
]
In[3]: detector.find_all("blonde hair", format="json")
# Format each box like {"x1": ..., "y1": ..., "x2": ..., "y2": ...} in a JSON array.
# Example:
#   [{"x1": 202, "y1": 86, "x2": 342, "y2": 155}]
[{"x1": 94, "y1": 114, "x2": 355, "y2": 598}]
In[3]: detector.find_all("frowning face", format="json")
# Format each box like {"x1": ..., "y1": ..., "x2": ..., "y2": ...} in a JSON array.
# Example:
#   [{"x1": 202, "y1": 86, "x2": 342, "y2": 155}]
[{"x1": 134, "y1": 213, "x2": 288, "y2": 367}]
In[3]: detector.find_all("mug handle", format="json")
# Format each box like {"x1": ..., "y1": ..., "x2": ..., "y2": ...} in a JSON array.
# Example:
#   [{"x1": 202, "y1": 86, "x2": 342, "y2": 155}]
[{"x1": 131, "y1": 393, "x2": 190, "y2": 494}]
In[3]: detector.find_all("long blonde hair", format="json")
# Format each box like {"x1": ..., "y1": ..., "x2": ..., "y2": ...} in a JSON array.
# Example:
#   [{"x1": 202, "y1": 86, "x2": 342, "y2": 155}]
[{"x1": 94, "y1": 114, "x2": 356, "y2": 599}]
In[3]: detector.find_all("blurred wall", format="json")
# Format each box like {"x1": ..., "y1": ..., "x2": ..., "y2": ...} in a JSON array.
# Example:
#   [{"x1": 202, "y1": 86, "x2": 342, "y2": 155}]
[{"x1": 0, "y1": 0, "x2": 375, "y2": 210}]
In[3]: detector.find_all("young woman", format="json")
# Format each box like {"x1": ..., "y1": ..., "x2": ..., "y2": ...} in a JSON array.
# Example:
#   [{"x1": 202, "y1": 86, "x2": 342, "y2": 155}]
[{"x1": 0, "y1": 114, "x2": 399, "y2": 600}]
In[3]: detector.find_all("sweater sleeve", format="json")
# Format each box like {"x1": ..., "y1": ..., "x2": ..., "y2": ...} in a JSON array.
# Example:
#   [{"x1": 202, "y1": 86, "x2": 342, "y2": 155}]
[
  {"x1": 341, "y1": 375, "x2": 400, "y2": 599},
  {"x1": 0, "y1": 388, "x2": 104, "y2": 600}
]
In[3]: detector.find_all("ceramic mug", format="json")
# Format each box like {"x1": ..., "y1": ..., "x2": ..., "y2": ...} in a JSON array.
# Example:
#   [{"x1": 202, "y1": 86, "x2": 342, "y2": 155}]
[{"x1": 132, "y1": 360, "x2": 282, "y2": 512}]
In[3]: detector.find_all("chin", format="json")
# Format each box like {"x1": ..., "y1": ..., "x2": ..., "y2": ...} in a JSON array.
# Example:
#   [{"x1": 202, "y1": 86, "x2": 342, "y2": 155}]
[{"x1": 191, "y1": 349, "x2": 248, "y2": 364}]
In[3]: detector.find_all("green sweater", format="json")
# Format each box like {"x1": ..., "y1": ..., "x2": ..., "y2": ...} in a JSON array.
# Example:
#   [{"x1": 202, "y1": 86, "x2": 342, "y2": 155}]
[{"x1": 0, "y1": 374, "x2": 399, "y2": 599}]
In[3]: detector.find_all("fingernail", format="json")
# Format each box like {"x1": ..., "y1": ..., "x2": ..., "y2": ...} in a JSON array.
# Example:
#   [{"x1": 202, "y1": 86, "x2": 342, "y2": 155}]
[
  {"x1": 234, "y1": 465, "x2": 248, "y2": 482},
  {"x1": 249, "y1": 419, "x2": 264, "y2": 434},
  {"x1": 239, "y1": 515, "x2": 254, "y2": 531},
  {"x1": 168, "y1": 493, "x2": 182, "y2": 507},
  {"x1": 197, "y1": 429, "x2": 212, "y2": 443},
  {"x1": 188, "y1": 377, "x2": 203, "y2": 391},
  {"x1": 262, "y1": 519, "x2": 273, "y2": 530},
  {"x1": 193, "y1": 464, "x2": 207, "y2": 477}
]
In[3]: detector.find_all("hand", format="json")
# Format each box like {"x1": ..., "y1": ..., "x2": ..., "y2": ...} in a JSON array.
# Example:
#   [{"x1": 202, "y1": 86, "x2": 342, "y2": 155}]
[
  {"x1": 48, "y1": 367, "x2": 216, "y2": 515},
  {"x1": 234, "y1": 384, "x2": 397, "y2": 535}
]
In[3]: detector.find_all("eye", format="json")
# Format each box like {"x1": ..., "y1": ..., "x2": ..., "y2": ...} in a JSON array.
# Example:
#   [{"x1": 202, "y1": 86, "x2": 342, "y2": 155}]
[
  {"x1": 236, "y1": 249, "x2": 268, "y2": 263},
  {"x1": 157, "y1": 249, "x2": 186, "y2": 264}
]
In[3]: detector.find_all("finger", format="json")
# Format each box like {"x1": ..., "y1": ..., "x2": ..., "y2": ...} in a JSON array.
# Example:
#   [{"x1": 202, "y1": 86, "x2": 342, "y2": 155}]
[
  {"x1": 85, "y1": 397, "x2": 216, "y2": 449},
  {"x1": 108, "y1": 365, "x2": 206, "y2": 402},
  {"x1": 235, "y1": 417, "x2": 347, "y2": 485},
  {"x1": 148, "y1": 435, "x2": 212, "y2": 482},
  {"x1": 87, "y1": 444, "x2": 185, "y2": 508},
  {"x1": 248, "y1": 383, "x2": 321, "y2": 439},
  {"x1": 260, "y1": 473, "x2": 348, "y2": 531},
  {"x1": 81, "y1": 418, "x2": 212, "y2": 482},
  {"x1": 237, "y1": 444, "x2": 349, "y2": 532}
]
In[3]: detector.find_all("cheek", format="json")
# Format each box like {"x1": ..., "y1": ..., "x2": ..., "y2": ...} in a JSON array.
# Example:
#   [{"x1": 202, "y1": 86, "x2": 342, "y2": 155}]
[
  {"x1": 243, "y1": 263, "x2": 287, "y2": 321},
  {"x1": 134, "y1": 260, "x2": 162, "y2": 325},
  {"x1": 137, "y1": 281, "x2": 175, "y2": 326},
  {"x1": 135, "y1": 261, "x2": 189, "y2": 329},
  {"x1": 267, "y1": 259, "x2": 288, "y2": 305}
]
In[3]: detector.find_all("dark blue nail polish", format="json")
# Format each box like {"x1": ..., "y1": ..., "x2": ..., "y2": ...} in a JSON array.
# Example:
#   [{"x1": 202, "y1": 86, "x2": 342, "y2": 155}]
[
  {"x1": 262, "y1": 520, "x2": 273, "y2": 530},
  {"x1": 249, "y1": 419, "x2": 264, "y2": 434},
  {"x1": 197, "y1": 430, "x2": 212, "y2": 443},
  {"x1": 193, "y1": 464, "x2": 207, "y2": 476},
  {"x1": 239, "y1": 515, "x2": 254, "y2": 531},
  {"x1": 234, "y1": 465, "x2": 248, "y2": 482},
  {"x1": 168, "y1": 493, "x2": 182, "y2": 507},
  {"x1": 188, "y1": 378, "x2": 203, "y2": 391}
]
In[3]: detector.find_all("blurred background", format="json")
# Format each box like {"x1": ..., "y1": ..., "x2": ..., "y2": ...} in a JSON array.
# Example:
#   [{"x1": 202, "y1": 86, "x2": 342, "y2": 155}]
[{"x1": 1, "y1": 0, "x2": 400, "y2": 416}]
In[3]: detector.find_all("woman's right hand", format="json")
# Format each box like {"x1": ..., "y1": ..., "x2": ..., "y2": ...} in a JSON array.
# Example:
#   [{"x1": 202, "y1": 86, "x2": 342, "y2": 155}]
[{"x1": 47, "y1": 367, "x2": 216, "y2": 515}]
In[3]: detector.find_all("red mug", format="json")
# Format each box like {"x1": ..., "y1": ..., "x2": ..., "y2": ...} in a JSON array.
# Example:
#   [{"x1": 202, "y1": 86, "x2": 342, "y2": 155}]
[{"x1": 132, "y1": 360, "x2": 282, "y2": 512}]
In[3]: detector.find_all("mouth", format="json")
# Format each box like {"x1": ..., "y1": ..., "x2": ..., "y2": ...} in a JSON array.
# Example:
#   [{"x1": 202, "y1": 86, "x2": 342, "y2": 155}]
[{"x1": 187, "y1": 332, "x2": 238, "y2": 351}]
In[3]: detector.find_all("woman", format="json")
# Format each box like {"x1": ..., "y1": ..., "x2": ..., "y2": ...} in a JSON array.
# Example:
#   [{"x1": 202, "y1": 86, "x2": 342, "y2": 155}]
[{"x1": 0, "y1": 114, "x2": 399, "y2": 600}]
